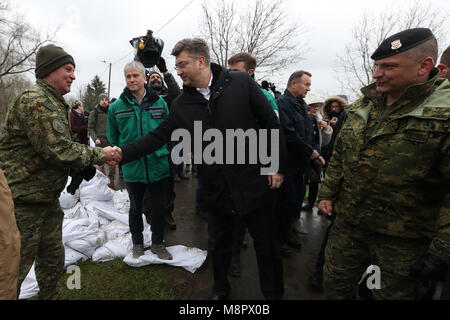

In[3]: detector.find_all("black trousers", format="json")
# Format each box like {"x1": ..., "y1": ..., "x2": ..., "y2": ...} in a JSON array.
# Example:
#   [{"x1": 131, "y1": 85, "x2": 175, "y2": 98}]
[
  {"x1": 126, "y1": 178, "x2": 170, "y2": 245},
  {"x1": 276, "y1": 172, "x2": 305, "y2": 243},
  {"x1": 314, "y1": 213, "x2": 335, "y2": 277},
  {"x1": 208, "y1": 202, "x2": 284, "y2": 299},
  {"x1": 231, "y1": 215, "x2": 247, "y2": 260},
  {"x1": 143, "y1": 163, "x2": 176, "y2": 215},
  {"x1": 307, "y1": 181, "x2": 319, "y2": 205}
]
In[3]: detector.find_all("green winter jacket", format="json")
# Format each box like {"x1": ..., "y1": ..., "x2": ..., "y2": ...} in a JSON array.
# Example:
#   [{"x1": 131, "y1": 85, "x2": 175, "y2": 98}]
[
  {"x1": 318, "y1": 69, "x2": 450, "y2": 261},
  {"x1": 107, "y1": 86, "x2": 170, "y2": 184},
  {"x1": 261, "y1": 88, "x2": 279, "y2": 118}
]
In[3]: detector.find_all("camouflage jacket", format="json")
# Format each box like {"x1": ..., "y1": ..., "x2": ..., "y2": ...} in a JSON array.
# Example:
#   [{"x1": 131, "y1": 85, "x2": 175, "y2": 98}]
[
  {"x1": 318, "y1": 71, "x2": 450, "y2": 262},
  {"x1": 0, "y1": 79, "x2": 106, "y2": 204}
]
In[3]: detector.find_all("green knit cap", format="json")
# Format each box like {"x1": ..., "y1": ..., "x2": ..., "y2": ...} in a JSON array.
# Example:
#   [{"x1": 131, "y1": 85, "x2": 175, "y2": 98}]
[{"x1": 35, "y1": 44, "x2": 75, "y2": 79}]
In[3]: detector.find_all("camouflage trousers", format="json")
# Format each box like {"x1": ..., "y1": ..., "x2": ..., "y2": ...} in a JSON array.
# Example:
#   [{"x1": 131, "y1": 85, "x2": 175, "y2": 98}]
[
  {"x1": 15, "y1": 201, "x2": 64, "y2": 300},
  {"x1": 324, "y1": 218, "x2": 433, "y2": 299}
]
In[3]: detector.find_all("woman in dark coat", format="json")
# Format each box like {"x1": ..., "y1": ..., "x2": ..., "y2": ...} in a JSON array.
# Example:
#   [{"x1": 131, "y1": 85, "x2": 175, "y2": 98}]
[{"x1": 69, "y1": 100, "x2": 89, "y2": 145}]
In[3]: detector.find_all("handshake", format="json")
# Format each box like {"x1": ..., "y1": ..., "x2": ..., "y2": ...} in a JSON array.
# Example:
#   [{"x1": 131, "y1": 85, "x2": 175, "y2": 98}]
[{"x1": 103, "y1": 146, "x2": 123, "y2": 166}]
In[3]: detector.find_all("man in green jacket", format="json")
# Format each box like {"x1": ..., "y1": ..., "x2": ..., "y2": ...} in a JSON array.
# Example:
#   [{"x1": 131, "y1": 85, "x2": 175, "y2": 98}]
[
  {"x1": 228, "y1": 52, "x2": 279, "y2": 118},
  {"x1": 0, "y1": 44, "x2": 116, "y2": 299},
  {"x1": 107, "y1": 60, "x2": 172, "y2": 260},
  {"x1": 318, "y1": 28, "x2": 450, "y2": 299}
]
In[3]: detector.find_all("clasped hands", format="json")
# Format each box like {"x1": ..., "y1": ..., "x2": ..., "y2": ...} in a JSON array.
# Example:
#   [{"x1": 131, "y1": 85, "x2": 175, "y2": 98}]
[{"x1": 103, "y1": 146, "x2": 123, "y2": 166}]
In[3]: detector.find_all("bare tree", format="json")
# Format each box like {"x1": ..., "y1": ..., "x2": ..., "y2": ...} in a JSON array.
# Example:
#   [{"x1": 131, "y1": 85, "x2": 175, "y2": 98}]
[
  {"x1": 199, "y1": 0, "x2": 308, "y2": 79},
  {"x1": 0, "y1": 1, "x2": 55, "y2": 81},
  {"x1": 0, "y1": 75, "x2": 31, "y2": 125},
  {"x1": 201, "y1": 1, "x2": 237, "y2": 68},
  {"x1": 0, "y1": 1, "x2": 56, "y2": 123},
  {"x1": 334, "y1": 0, "x2": 449, "y2": 101}
]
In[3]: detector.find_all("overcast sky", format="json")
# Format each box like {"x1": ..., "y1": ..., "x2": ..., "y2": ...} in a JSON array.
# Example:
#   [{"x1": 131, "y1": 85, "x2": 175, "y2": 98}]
[{"x1": 11, "y1": 0, "x2": 450, "y2": 103}]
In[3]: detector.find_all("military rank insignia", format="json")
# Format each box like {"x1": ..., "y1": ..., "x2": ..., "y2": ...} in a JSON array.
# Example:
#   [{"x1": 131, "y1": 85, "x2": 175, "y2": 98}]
[{"x1": 391, "y1": 40, "x2": 402, "y2": 50}]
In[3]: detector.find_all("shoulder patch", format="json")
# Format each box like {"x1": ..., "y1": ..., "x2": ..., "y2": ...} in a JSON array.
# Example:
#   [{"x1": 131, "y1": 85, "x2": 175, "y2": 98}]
[
  {"x1": 52, "y1": 119, "x2": 66, "y2": 134},
  {"x1": 44, "y1": 99, "x2": 57, "y2": 112}
]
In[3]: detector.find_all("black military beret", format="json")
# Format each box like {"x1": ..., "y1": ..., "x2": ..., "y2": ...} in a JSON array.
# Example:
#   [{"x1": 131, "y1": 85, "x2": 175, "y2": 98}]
[{"x1": 371, "y1": 28, "x2": 435, "y2": 61}]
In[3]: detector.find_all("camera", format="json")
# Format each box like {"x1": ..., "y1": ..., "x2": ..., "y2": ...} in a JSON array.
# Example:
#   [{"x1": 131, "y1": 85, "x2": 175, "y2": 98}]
[{"x1": 130, "y1": 30, "x2": 164, "y2": 68}]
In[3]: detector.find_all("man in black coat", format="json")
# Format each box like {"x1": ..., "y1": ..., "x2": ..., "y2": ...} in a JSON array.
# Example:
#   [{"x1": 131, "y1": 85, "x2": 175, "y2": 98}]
[
  {"x1": 276, "y1": 71, "x2": 324, "y2": 253},
  {"x1": 110, "y1": 38, "x2": 287, "y2": 300}
]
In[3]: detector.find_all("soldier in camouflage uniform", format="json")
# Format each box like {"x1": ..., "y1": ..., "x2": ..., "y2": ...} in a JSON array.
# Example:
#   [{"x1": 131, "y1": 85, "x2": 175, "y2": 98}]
[
  {"x1": 0, "y1": 44, "x2": 116, "y2": 299},
  {"x1": 318, "y1": 28, "x2": 450, "y2": 299}
]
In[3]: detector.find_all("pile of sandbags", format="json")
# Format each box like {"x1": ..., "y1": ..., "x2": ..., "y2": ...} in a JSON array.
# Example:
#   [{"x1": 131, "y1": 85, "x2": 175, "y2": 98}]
[{"x1": 18, "y1": 170, "x2": 207, "y2": 299}]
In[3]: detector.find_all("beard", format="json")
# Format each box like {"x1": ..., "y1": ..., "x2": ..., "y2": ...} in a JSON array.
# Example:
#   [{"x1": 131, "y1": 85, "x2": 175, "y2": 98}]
[
  {"x1": 150, "y1": 81, "x2": 164, "y2": 91},
  {"x1": 329, "y1": 111, "x2": 341, "y2": 118}
]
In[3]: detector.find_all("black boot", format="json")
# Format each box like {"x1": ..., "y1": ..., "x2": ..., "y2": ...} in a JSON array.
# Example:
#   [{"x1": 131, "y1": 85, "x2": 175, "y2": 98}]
[
  {"x1": 308, "y1": 272, "x2": 323, "y2": 291},
  {"x1": 229, "y1": 258, "x2": 241, "y2": 277}
]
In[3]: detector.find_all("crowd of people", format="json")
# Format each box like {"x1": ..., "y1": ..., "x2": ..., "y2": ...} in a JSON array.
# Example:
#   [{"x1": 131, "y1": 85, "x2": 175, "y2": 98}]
[{"x1": 0, "y1": 26, "x2": 449, "y2": 300}]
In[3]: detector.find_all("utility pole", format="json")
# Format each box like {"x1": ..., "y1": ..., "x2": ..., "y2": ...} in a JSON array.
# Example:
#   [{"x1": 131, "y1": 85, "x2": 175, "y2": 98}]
[{"x1": 102, "y1": 60, "x2": 112, "y2": 99}]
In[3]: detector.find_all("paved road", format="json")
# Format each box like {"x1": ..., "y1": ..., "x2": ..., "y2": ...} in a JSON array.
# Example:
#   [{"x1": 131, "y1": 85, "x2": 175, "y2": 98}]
[{"x1": 165, "y1": 171, "x2": 329, "y2": 300}]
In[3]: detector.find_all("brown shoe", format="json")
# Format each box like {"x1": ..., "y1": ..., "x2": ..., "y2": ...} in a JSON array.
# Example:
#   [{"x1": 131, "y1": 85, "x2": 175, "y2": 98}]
[{"x1": 150, "y1": 244, "x2": 173, "y2": 260}]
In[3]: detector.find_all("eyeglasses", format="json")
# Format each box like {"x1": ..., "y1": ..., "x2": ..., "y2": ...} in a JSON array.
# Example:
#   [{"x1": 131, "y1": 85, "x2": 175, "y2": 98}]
[
  {"x1": 330, "y1": 104, "x2": 341, "y2": 110},
  {"x1": 174, "y1": 57, "x2": 199, "y2": 70}
]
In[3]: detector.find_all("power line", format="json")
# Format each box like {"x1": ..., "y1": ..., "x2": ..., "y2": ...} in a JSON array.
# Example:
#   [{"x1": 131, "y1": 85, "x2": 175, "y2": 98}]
[
  {"x1": 99, "y1": 64, "x2": 110, "y2": 77},
  {"x1": 112, "y1": 51, "x2": 134, "y2": 66},
  {"x1": 110, "y1": 0, "x2": 196, "y2": 66},
  {"x1": 155, "y1": 0, "x2": 196, "y2": 35}
]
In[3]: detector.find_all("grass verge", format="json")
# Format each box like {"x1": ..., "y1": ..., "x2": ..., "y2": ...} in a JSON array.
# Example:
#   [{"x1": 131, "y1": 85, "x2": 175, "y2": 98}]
[{"x1": 58, "y1": 259, "x2": 177, "y2": 300}]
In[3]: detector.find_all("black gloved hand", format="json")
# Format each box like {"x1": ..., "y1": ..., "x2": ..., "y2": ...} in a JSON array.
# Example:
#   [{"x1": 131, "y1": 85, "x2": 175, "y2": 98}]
[
  {"x1": 410, "y1": 253, "x2": 448, "y2": 281},
  {"x1": 66, "y1": 165, "x2": 97, "y2": 195},
  {"x1": 67, "y1": 169, "x2": 84, "y2": 195},
  {"x1": 82, "y1": 165, "x2": 97, "y2": 181},
  {"x1": 157, "y1": 57, "x2": 167, "y2": 73}
]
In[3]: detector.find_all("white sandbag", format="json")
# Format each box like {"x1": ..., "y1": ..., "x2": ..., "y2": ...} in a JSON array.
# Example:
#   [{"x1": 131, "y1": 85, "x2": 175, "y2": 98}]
[
  {"x1": 62, "y1": 219, "x2": 104, "y2": 259},
  {"x1": 86, "y1": 200, "x2": 129, "y2": 225},
  {"x1": 124, "y1": 245, "x2": 208, "y2": 274},
  {"x1": 101, "y1": 220, "x2": 130, "y2": 241},
  {"x1": 62, "y1": 218, "x2": 96, "y2": 243},
  {"x1": 92, "y1": 224, "x2": 152, "y2": 262},
  {"x1": 59, "y1": 177, "x2": 80, "y2": 209},
  {"x1": 63, "y1": 203, "x2": 89, "y2": 220},
  {"x1": 18, "y1": 264, "x2": 39, "y2": 300},
  {"x1": 92, "y1": 236, "x2": 132, "y2": 262},
  {"x1": 79, "y1": 170, "x2": 114, "y2": 203},
  {"x1": 113, "y1": 189, "x2": 130, "y2": 214}
]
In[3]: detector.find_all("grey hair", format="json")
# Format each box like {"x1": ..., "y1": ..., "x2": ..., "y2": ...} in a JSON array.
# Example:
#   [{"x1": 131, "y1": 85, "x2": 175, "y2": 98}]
[
  {"x1": 287, "y1": 70, "x2": 312, "y2": 88},
  {"x1": 124, "y1": 60, "x2": 146, "y2": 77}
]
